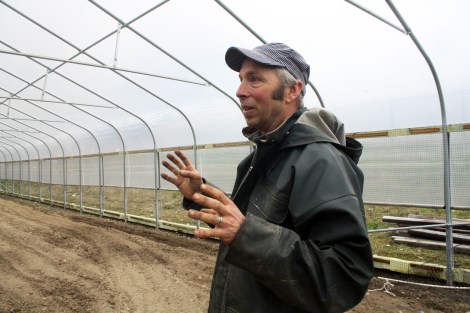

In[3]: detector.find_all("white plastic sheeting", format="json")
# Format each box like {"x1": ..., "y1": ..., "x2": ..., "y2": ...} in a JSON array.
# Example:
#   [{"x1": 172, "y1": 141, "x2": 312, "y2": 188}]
[{"x1": 0, "y1": 0, "x2": 469, "y2": 159}]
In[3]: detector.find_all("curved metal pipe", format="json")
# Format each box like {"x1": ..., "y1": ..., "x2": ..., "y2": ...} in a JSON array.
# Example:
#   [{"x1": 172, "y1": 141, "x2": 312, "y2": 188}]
[
  {"x1": 1, "y1": 130, "x2": 41, "y2": 200},
  {"x1": 344, "y1": 0, "x2": 454, "y2": 286},
  {"x1": 89, "y1": 0, "x2": 241, "y2": 111},
  {"x1": 0, "y1": 66, "x2": 104, "y2": 213},
  {"x1": 0, "y1": 3, "x2": 137, "y2": 220},
  {"x1": 0, "y1": 115, "x2": 62, "y2": 205},
  {"x1": 0, "y1": 146, "x2": 13, "y2": 194},
  {"x1": 4, "y1": 1, "x2": 209, "y2": 226},
  {"x1": 89, "y1": 1, "x2": 242, "y2": 226},
  {"x1": 0, "y1": 143, "x2": 12, "y2": 193},
  {"x1": 2, "y1": 0, "x2": 179, "y2": 223},
  {"x1": 0, "y1": 141, "x2": 21, "y2": 195},
  {"x1": 386, "y1": 0, "x2": 454, "y2": 287},
  {"x1": 0, "y1": 149, "x2": 7, "y2": 193},
  {"x1": 0, "y1": 138, "x2": 31, "y2": 198}
]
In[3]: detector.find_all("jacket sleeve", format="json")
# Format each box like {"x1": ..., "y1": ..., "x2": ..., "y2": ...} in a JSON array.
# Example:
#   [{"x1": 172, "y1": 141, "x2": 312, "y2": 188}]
[{"x1": 224, "y1": 145, "x2": 373, "y2": 313}]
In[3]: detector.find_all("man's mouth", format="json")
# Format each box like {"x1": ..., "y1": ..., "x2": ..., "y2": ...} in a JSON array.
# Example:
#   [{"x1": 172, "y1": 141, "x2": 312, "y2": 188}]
[{"x1": 241, "y1": 105, "x2": 255, "y2": 113}]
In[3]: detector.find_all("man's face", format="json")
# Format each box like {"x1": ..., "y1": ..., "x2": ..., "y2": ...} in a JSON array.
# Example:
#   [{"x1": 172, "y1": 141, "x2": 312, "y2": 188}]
[{"x1": 236, "y1": 59, "x2": 290, "y2": 133}]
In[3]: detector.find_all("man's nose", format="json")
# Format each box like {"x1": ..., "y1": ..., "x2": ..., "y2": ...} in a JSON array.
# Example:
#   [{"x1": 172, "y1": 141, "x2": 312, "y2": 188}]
[{"x1": 236, "y1": 81, "x2": 247, "y2": 99}]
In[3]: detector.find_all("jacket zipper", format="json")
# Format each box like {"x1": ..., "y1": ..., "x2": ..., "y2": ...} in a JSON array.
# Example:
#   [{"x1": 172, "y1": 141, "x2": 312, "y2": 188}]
[
  {"x1": 231, "y1": 165, "x2": 253, "y2": 201},
  {"x1": 232, "y1": 149, "x2": 258, "y2": 200},
  {"x1": 231, "y1": 147, "x2": 258, "y2": 201}
]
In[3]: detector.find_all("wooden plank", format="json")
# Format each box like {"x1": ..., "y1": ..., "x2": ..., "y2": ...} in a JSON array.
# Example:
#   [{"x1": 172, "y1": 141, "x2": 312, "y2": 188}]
[
  {"x1": 409, "y1": 127, "x2": 440, "y2": 134},
  {"x1": 407, "y1": 215, "x2": 470, "y2": 234},
  {"x1": 408, "y1": 228, "x2": 470, "y2": 244},
  {"x1": 392, "y1": 236, "x2": 470, "y2": 254},
  {"x1": 347, "y1": 131, "x2": 388, "y2": 138},
  {"x1": 212, "y1": 141, "x2": 250, "y2": 148}
]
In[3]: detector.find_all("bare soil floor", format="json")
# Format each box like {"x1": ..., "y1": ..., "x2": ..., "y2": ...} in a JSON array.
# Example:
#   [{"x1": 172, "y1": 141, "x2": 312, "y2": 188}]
[{"x1": 1, "y1": 195, "x2": 469, "y2": 313}]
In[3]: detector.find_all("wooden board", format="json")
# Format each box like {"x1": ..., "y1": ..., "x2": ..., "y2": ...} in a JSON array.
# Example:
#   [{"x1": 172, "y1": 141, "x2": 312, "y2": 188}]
[
  {"x1": 408, "y1": 228, "x2": 470, "y2": 244},
  {"x1": 392, "y1": 236, "x2": 470, "y2": 255}
]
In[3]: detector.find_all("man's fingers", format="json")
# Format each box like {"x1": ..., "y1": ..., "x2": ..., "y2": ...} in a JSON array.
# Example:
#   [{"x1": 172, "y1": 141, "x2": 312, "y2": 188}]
[
  {"x1": 200, "y1": 184, "x2": 230, "y2": 205},
  {"x1": 175, "y1": 150, "x2": 194, "y2": 169},
  {"x1": 188, "y1": 209, "x2": 219, "y2": 226},
  {"x1": 192, "y1": 192, "x2": 225, "y2": 214},
  {"x1": 200, "y1": 208, "x2": 218, "y2": 215},
  {"x1": 194, "y1": 228, "x2": 217, "y2": 239},
  {"x1": 161, "y1": 160, "x2": 171, "y2": 170},
  {"x1": 162, "y1": 160, "x2": 179, "y2": 176},
  {"x1": 179, "y1": 169, "x2": 200, "y2": 180},
  {"x1": 162, "y1": 160, "x2": 195, "y2": 180},
  {"x1": 167, "y1": 153, "x2": 185, "y2": 170},
  {"x1": 160, "y1": 172, "x2": 177, "y2": 185}
]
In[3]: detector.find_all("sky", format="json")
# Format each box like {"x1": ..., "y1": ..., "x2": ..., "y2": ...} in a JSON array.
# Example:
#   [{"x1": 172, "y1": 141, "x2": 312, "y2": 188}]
[{"x1": 0, "y1": 0, "x2": 469, "y2": 158}]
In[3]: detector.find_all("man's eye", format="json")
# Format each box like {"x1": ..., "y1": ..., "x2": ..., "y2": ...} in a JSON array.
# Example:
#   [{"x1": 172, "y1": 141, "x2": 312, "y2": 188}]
[{"x1": 249, "y1": 76, "x2": 260, "y2": 82}]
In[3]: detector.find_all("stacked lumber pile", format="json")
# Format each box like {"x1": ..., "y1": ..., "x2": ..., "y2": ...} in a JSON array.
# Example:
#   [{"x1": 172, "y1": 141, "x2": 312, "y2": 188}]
[{"x1": 383, "y1": 215, "x2": 470, "y2": 255}]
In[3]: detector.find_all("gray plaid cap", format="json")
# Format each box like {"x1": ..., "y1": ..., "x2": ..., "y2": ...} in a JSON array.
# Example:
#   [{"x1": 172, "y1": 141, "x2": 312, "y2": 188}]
[{"x1": 225, "y1": 42, "x2": 310, "y2": 96}]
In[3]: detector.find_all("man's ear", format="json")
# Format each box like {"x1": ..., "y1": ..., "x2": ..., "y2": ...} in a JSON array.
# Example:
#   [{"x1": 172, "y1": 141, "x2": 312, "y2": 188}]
[{"x1": 285, "y1": 80, "x2": 303, "y2": 104}]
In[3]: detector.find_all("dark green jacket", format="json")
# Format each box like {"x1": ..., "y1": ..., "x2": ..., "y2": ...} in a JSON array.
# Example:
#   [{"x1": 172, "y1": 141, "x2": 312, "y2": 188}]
[{"x1": 207, "y1": 108, "x2": 373, "y2": 313}]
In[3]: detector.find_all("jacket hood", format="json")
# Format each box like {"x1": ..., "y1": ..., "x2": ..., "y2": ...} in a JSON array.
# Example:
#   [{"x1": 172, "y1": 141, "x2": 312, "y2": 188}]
[
  {"x1": 295, "y1": 108, "x2": 346, "y2": 145},
  {"x1": 287, "y1": 108, "x2": 363, "y2": 164}
]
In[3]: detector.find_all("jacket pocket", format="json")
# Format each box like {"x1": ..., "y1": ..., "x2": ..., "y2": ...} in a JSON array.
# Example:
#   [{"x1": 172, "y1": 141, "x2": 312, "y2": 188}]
[{"x1": 248, "y1": 180, "x2": 289, "y2": 224}]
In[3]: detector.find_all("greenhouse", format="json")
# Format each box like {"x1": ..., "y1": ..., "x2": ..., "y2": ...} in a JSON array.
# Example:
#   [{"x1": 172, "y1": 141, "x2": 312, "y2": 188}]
[{"x1": 0, "y1": 1, "x2": 469, "y2": 312}]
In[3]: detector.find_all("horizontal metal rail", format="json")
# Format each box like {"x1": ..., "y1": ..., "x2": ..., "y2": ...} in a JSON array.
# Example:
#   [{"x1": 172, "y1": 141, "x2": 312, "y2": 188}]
[
  {"x1": 0, "y1": 117, "x2": 65, "y2": 123},
  {"x1": 368, "y1": 221, "x2": 470, "y2": 234},
  {"x1": 0, "y1": 49, "x2": 208, "y2": 87},
  {"x1": 0, "y1": 96, "x2": 117, "y2": 109}
]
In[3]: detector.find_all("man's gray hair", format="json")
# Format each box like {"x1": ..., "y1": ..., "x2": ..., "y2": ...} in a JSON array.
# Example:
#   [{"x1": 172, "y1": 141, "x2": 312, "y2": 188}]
[{"x1": 276, "y1": 67, "x2": 304, "y2": 108}]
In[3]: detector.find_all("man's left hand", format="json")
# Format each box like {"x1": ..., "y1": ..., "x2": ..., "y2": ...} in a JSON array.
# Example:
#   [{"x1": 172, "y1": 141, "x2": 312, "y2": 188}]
[{"x1": 188, "y1": 184, "x2": 245, "y2": 245}]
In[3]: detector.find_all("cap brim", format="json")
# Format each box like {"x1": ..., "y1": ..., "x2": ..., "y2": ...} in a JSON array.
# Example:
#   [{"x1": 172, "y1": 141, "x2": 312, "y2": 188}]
[{"x1": 225, "y1": 46, "x2": 284, "y2": 72}]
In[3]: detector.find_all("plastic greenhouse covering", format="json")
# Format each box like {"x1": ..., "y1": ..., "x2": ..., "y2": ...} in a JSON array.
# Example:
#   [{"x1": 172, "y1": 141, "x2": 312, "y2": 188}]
[{"x1": 0, "y1": 1, "x2": 469, "y2": 207}]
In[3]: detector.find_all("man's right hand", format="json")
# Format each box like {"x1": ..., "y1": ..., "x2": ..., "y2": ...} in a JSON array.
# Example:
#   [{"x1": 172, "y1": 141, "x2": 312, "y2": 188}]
[{"x1": 161, "y1": 150, "x2": 203, "y2": 200}]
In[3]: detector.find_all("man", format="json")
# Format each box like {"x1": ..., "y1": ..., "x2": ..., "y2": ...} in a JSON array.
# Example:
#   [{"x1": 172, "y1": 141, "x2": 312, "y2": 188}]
[{"x1": 161, "y1": 43, "x2": 373, "y2": 313}]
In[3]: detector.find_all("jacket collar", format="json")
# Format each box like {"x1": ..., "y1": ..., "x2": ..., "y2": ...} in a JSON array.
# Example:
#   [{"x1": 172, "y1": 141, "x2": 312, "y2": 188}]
[{"x1": 242, "y1": 107, "x2": 364, "y2": 164}]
